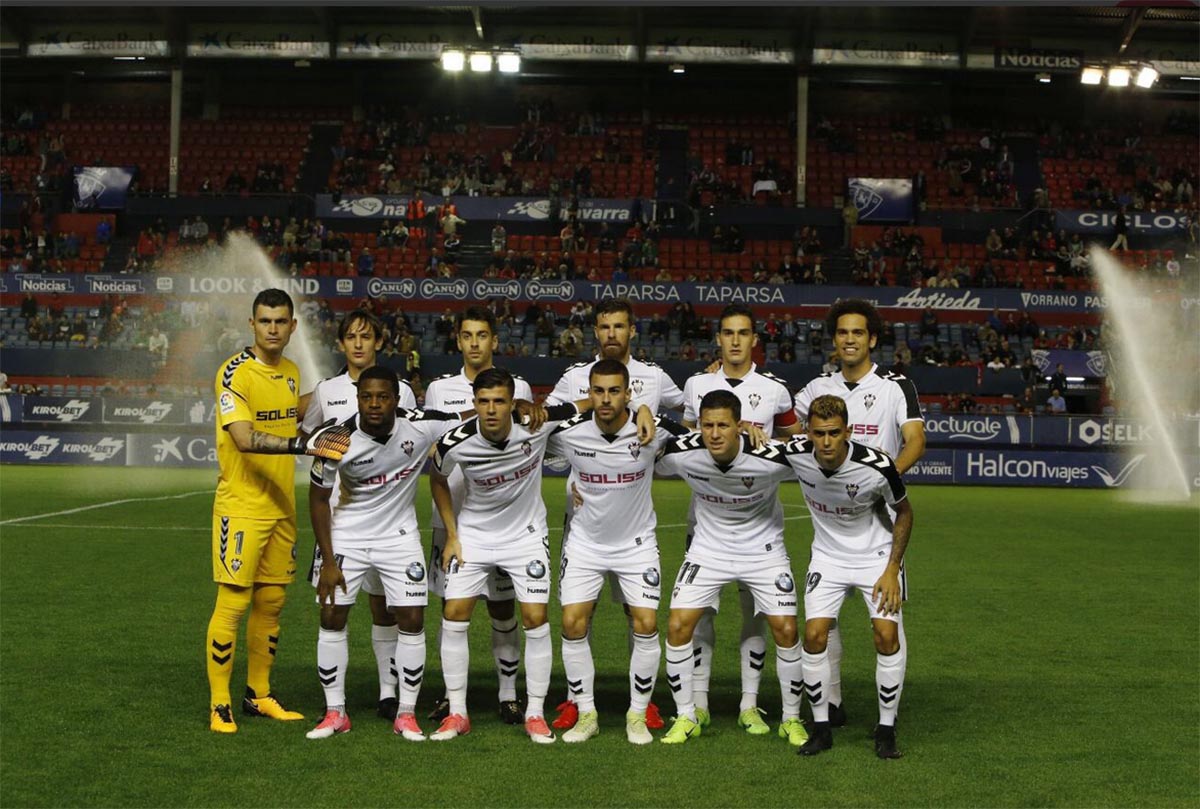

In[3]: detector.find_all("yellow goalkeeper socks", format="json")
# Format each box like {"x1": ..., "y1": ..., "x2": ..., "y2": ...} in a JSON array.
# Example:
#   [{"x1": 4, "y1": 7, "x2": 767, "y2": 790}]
[
  {"x1": 206, "y1": 583, "x2": 252, "y2": 706},
  {"x1": 246, "y1": 583, "x2": 287, "y2": 697}
]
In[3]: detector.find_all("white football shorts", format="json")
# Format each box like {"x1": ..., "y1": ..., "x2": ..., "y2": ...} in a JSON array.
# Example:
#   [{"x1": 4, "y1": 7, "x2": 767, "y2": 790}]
[
  {"x1": 668, "y1": 550, "x2": 798, "y2": 617},
  {"x1": 803, "y1": 553, "x2": 906, "y2": 624},
  {"x1": 428, "y1": 527, "x2": 516, "y2": 601}
]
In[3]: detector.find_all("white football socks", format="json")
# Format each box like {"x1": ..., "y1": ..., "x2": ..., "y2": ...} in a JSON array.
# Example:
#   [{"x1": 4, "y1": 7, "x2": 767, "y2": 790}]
[
  {"x1": 665, "y1": 642, "x2": 696, "y2": 722},
  {"x1": 825, "y1": 620, "x2": 844, "y2": 708},
  {"x1": 801, "y1": 646, "x2": 831, "y2": 723},
  {"x1": 317, "y1": 626, "x2": 349, "y2": 711},
  {"x1": 739, "y1": 589, "x2": 767, "y2": 712},
  {"x1": 524, "y1": 622, "x2": 552, "y2": 719},
  {"x1": 561, "y1": 634, "x2": 596, "y2": 713},
  {"x1": 395, "y1": 629, "x2": 425, "y2": 716},
  {"x1": 439, "y1": 619, "x2": 470, "y2": 716},
  {"x1": 629, "y1": 631, "x2": 660, "y2": 713},
  {"x1": 491, "y1": 614, "x2": 520, "y2": 703},
  {"x1": 691, "y1": 613, "x2": 715, "y2": 712},
  {"x1": 776, "y1": 641, "x2": 804, "y2": 722},
  {"x1": 371, "y1": 623, "x2": 399, "y2": 701}
]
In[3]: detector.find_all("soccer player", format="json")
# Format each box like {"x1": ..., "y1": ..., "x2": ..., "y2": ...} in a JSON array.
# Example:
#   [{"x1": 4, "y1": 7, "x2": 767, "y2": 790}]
[
  {"x1": 793, "y1": 298, "x2": 925, "y2": 728},
  {"x1": 301, "y1": 309, "x2": 417, "y2": 721},
  {"x1": 786, "y1": 395, "x2": 913, "y2": 759},
  {"x1": 306, "y1": 366, "x2": 459, "y2": 742},
  {"x1": 546, "y1": 359, "x2": 689, "y2": 744},
  {"x1": 424, "y1": 306, "x2": 534, "y2": 726},
  {"x1": 206, "y1": 288, "x2": 352, "y2": 733},
  {"x1": 428, "y1": 368, "x2": 580, "y2": 744},
  {"x1": 545, "y1": 298, "x2": 683, "y2": 730},
  {"x1": 682, "y1": 304, "x2": 800, "y2": 735},
  {"x1": 653, "y1": 390, "x2": 808, "y2": 748}
]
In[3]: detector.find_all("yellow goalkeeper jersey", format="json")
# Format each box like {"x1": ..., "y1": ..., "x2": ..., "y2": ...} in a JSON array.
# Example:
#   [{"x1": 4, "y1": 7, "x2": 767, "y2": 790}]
[{"x1": 213, "y1": 348, "x2": 301, "y2": 519}]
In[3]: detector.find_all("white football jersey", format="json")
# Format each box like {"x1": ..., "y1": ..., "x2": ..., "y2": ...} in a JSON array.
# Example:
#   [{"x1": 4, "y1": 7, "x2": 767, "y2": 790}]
[
  {"x1": 433, "y1": 404, "x2": 577, "y2": 547},
  {"x1": 423, "y1": 368, "x2": 533, "y2": 530},
  {"x1": 683, "y1": 363, "x2": 795, "y2": 432},
  {"x1": 783, "y1": 437, "x2": 907, "y2": 566},
  {"x1": 655, "y1": 434, "x2": 794, "y2": 560},
  {"x1": 794, "y1": 363, "x2": 921, "y2": 459},
  {"x1": 310, "y1": 408, "x2": 458, "y2": 547},
  {"x1": 547, "y1": 410, "x2": 689, "y2": 550},
  {"x1": 545, "y1": 355, "x2": 685, "y2": 413}
]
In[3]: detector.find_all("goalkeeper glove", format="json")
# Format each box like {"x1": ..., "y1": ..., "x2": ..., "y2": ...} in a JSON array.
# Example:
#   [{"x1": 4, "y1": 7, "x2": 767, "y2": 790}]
[{"x1": 289, "y1": 418, "x2": 353, "y2": 461}]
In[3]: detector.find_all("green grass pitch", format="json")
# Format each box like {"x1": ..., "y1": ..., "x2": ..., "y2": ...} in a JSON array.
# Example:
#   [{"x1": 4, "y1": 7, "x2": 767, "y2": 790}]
[{"x1": 0, "y1": 466, "x2": 1197, "y2": 807}]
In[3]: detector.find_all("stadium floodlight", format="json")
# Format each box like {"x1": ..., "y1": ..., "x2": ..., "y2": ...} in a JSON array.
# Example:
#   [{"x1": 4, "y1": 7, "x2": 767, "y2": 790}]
[
  {"x1": 1107, "y1": 66, "x2": 1131, "y2": 87},
  {"x1": 670, "y1": 63, "x2": 685, "y2": 74},
  {"x1": 1135, "y1": 65, "x2": 1159, "y2": 88},
  {"x1": 497, "y1": 52, "x2": 521, "y2": 73},
  {"x1": 442, "y1": 50, "x2": 465, "y2": 72},
  {"x1": 1036, "y1": 72, "x2": 1051, "y2": 84},
  {"x1": 1080, "y1": 66, "x2": 1104, "y2": 85},
  {"x1": 469, "y1": 52, "x2": 493, "y2": 72}
]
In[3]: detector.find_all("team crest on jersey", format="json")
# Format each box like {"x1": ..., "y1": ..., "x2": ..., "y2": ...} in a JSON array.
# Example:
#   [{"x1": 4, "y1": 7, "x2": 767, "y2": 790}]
[
  {"x1": 628, "y1": 441, "x2": 641, "y2": 460},
  {"x1": 287, "y1": 377, "x2": 297, "y2": 395},
  {"x1": 741, "y1": 476, "x2": 755, "y2": 489},
  {"x1": 401, "y1": 440, "x2": 415, "y2": 456},
  {"x1": 630, "y1": 379, "x2": 644, "y2": 395},
  {"x1": 406, "y1": 562, "x2": 426, "y2": 582},
  {"x1": 643, "y1": 567, "x2": 660, "y2": 587},
  {"x1": 863, "y1": 393, "x2": 876, "y2": 411},
  {"x1": 775, "y1": 573, "x2": 795, "y2": 593},
  {"x1": 845, "y1": 483, "x2": 860, "y2": 499},
  {"x1": 748, "y1": 393, "x2": 761, "y2": 409},
  {"x1": 526, "y1": 559, "x2": 546, "y2": 579},
  {"x1": 521, "y1": 440, "x2": 532, "y2": 457}
]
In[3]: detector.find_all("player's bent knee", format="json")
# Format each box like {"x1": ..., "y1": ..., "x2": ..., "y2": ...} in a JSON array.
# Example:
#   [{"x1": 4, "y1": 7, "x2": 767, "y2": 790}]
[
  {"x1": 392, "y1": 606, "x2": 423, "y2": 633},
  {"x1": 320, "y1": 605, "x2": 351, "y2": 631},
  {"x1": 520, "y1": 603, "x2": 548, "y2": 629},
  {"x1": 629, "y1": 608, "x2": 658, "y2": 636},
  {"x1": 667, "y1": 611, "x2": 699, "y2": 646},
  {"x1": 560, "y1": 609, "x2": 590, "y2": 640},
  {"x1": 803, "y1": 621, "x2": 831, "y2": 653},
  {"x1": 369, "y1": 594, "x2": 397, "y2": 626},
  {"x1": 486, "y1": 597, "x2": 516, "y2": 621},
  {"x1": 873, "y1": 621, "x2": 900, "y2": 655},
  {"x1": 768, "y1": 617, "x2": 799, "y2": 648},
  {"x1": 443, "y1": 598, "x2": 476, "y2": 622}
]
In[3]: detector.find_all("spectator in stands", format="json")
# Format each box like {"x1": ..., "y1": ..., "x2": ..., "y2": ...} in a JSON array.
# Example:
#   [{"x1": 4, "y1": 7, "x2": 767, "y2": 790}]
[
  {"x1": 1048, "y1": 363, "x2": 1068, "y2": 394},
  {"x1": 821, "y1": 353, "x2": 839, "y2": 375},
  {"x1": 560, "y1": 221, "x2": 576, "y2": 253},
  {"x1": 20, "y1": 292, "x2": 37, "y2": 320},
  {"x1": 1046, "y1": 389, "x2": 1067, "y2": 414},
  {"x1": 99, "y1": 312, "x2": 124, "y2": 345},
  {"x1": 490, "y1": 221, "x2": 507, "y2": 254},
  {"x1": 70, "y1": 312, "x2": 89, "y2": 344},
  {"x1": 558, "y1": 322, "x2": 584, "y2": 358},
  {"x1": 441, "y1": 210, "x2": 466, "y2": 238},
  {"x1": 356, "y1": 247, "x2": 375, "y2": 277},
  {"x1": 26, "y1": 314, "x2": 45, "y2": 342},
  {"x1": 986, "y1": 354, "x2": 1006, "y2": 373},
  {"x1": 96, "y1": 218, "x2": 112, "y2": 245},
  {"x1": 148, "y1": 325, "x2": 169, "y2": 366},
  {"x1": 1110, "y1": 206, "x2": 1130, "y2": 251},
  {"x1": 841, "y1": 199, "x2": 859, "y2": 248},
  {"x1": 728, "y1": 225, "x2": 746, "y2": 254},
  {"x1": 1016, "y1": 387, "x2": 1037, "y2": 415},
  {"x1": 918, "y1": 306, "x2": 940, "y2": 340}
]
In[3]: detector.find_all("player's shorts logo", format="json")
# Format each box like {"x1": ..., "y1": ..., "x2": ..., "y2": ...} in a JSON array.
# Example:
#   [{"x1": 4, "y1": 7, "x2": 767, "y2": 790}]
[
  {"x1": 863, "y1": 393, "x2": 876, "y2": 411},
  {"x1": 805, "y1": 571, "x2": 822, "y2": 594},
  {"x1": 642, "y1": 567, "x2": 660, "y2": 587},
  {"x1": 748, "y1": 393, "x2": 761, "y2": 409},
  {"x1": 526, "y1": 560, "x2": 546, "y2": 579},
  {"x1": 845, "y1": 483, "x2": 860, "y2": 499},
  {"x1": 406, "y1": 562, "x2": 426, "y2": 582},
  {"x1": 741, "y1": 476, "x2": 755, "y2": 489},
  {"x1": 775, "y1": 573, "x2": 795, "y2": 593},
  {"x1": 627, "y1": 441, "x2": 641, "y2": 460},
  {"x1": 401, "y1": 440, "x2": 415, "y2": 456}
]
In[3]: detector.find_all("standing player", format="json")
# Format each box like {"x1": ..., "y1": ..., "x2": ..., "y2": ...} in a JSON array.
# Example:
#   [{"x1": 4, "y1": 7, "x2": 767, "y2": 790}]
[
  {"x1": 424, "y1": 306, "x2": 534, "y2": 726},
  {"x1": 786, "y1": 395, "x2": 913, "y2": 759},
  {"x1": 682, "y1": 304, "x2": 800, "y2": 735},
  {"x1": 546, "y1": 359, "x2": 689, "y2": 744},
  {"x1": 653, "y1": 390, "x2": 808, "y2": 748},
  {"x1": 206, "y1": 289, "x2": 351, "y2": 733},
  {"x1": 306, "y1": 366, "x2": 460, "y2": 742},
  {"x1": 429, "y1": 369, "x2": 580, "y2": 744},
  {"x1": 545, "y1": 298, "x2": 684, "y2": 730},
  {"x1": 302, "y1": 309, "x2": 417, "y2": 721},
  {"x1": 793, "y1": 298, "x2": 925, "y2": 728}
]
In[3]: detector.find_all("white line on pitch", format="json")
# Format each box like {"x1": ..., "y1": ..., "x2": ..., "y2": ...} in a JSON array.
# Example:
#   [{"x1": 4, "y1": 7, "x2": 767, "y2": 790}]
[
  {"x1": 1, "y1": 523, "x2": 210, "y2": 532},
  {"x1": 0, "y1": 489, "x2": 213, "y2": 526}
]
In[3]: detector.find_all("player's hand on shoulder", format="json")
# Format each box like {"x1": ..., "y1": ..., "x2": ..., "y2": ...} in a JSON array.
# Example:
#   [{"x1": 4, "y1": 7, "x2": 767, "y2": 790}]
[
  {"x1": 292, "y1": 418, "x2": 353, "y2": 461},
  {"x1": 740, "y1": 420, "x2": 769, "y2": 449},
  {"x1": 514, "y1": 399, "x2": 547, "y2": 432},
  {"x1": 636, "y1": 405, "x2": 656, "y2": 445},
  {"x1": 704, "y1": 359, "x2": 720, "y2": 374}
]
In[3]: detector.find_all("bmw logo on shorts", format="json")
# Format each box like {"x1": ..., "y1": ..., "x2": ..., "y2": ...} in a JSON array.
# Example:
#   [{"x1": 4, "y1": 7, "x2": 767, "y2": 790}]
[
  {"x1": 407, "y1": 562, "x2": 426, "y2": 582},
  {"x1": 642, "y1": 567, "x2": 660, "y2": 587},
  {"x1": 527, "y1": 560, "x2": 546, "y2": 579},
  {"x1": 775, "y1": 572, "x2": 795, "y2": 593}
]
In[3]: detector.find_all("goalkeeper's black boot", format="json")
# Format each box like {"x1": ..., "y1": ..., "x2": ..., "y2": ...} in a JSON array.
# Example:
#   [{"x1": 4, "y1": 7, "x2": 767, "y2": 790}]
[
  {"x1": 797, "y1": 722, "x2": 833, "y2": 757},
  {"x1": 874, "y1": 724, "x2": 902, "y2": 759}
]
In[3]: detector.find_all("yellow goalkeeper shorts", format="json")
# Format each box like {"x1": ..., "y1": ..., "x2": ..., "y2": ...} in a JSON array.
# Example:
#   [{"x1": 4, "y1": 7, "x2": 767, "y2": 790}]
[{"x1": 212, "y1": 514, "x2": 297, "y2": 586}]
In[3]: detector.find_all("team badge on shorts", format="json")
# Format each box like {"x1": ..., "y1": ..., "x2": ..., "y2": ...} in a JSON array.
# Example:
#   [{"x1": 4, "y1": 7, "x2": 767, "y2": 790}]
[
  {"x1": 775, "y1": 572, "x2": 795, "y2": 593},
  {"x1": 521, "y1": 441, "x2": 532, "y2": 457},
  {"x1": 627, "y1": 441, "x2": 641, "y2": 460},
  {"x1": 406, "y1": 562, "x2": 426, "y2": 582},
  {"x1": 845, "y1": 483, "x2": 860, "y2": 499},
  {"x1": 863, "y1": 393, "x2": 876, "y2": 411},
  {"x1": 401, "y1": 440, "x2": 414, "y2": 456},
  {"x1": 527, "y1": 559, "x2": 546, "y2": 579},
  {"x1": 741, "y1": 476, "x2": 755, "y2": 489},
  {"x1": 749, "y1": 393, "x2": 761, "y2": 409},
  {"x1": 642, "y1": 567, "x2": 660, "y2": 587}
]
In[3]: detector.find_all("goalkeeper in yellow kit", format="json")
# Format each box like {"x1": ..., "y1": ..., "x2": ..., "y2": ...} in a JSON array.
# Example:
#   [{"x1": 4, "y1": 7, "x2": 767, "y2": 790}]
[{"x1": 206, "y1": 288, "x2": 351, "y2": 733}]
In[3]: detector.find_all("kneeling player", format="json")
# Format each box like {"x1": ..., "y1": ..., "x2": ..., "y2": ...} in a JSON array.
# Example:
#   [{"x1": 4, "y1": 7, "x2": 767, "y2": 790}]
[
  {"x1": 547, "y1": 359, "x2": 688, "y2": 744},
  {"x1": 306, "y1": 367, "x2": 459, "y2": 741},
  {"x1": 786, "y1": 395, "x2": 913, "y2": 759},
  {"x1": 653, "y1": 390, "x2": 808, "y2": 747}
]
